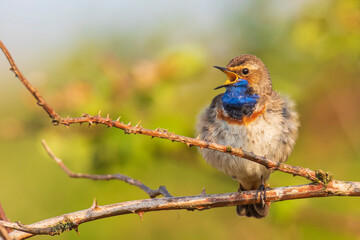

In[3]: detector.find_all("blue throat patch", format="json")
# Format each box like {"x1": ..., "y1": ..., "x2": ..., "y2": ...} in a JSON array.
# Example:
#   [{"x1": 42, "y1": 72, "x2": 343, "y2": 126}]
[{"x1": 221, "y1": 79, "x2": 259, "y2": 120}]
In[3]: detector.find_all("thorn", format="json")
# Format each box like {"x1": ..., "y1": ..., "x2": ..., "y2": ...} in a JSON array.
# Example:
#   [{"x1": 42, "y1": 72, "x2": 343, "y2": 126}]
[
  {"x1": 155, "y1": 128, "x2": 159, "y2": 132},
  {"x1": 106, "y1": 113, "x2": 110, "y2": 120},
  {"x1": 65, "y1": 125, "x2": 69, "y2": 129},
  {"x1": 88, "y1": 121, "x2": 93, "y2": 126},
  {"x1": 91, "y1": 198, "x2": 100, "y2": 210},
  {"x1": 74, "y1": 226, "x2": 80, "y2": 236},
  {"x1": 201, "y1": 187, "x2": 207, "y2": 195},
  {"x1": 200, "y1": 147, "x2": 203, "y2": 150},
  {"x1": 16, "y1": 221, "x2": 25, "y2": 228},
  {"x1": 116, "y1": 116, "x2": 121, "y2": 122},
  {"x1": 151, "y1": 136, "x2": 155, "y2": 139},
  {"x1": 97, "y1": 110, "x2": 101, "y2": 117},
  {"x1": 127, "y1": 122, "x2": 132, "y2": 126},
  {"x1": 135, "y1": 121, "x2": 141, "y2": 128},
  {"x1": 137, "y1": 211, "x2": 144, "y2": 220},
  {"x1": 196, "y1": 135, "x2": 200, "y2": 140},
  {"x1": 186, "y1": 142, "x2": 192, "y2": 147}
]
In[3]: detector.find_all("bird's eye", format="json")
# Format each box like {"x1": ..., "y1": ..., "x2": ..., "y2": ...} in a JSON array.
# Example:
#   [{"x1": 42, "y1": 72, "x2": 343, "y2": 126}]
[{"x1": 241, "y1": 68, "x2": 249, "y2": 75}]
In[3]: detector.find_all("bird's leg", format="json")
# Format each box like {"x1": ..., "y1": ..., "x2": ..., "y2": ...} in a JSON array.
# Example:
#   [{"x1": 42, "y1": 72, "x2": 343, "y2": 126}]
[
  {"x1": 238, "y1": 183, "x2": 246, "y2": 192},
  {"x1": 237, "y1": 183, "x2": 242, "y2": 192}
]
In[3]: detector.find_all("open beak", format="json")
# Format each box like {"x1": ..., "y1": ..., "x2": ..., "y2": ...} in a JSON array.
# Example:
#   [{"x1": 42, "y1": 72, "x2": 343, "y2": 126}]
[{"x1": 213, "y1": 66, "x2": 239, "y2": 90}]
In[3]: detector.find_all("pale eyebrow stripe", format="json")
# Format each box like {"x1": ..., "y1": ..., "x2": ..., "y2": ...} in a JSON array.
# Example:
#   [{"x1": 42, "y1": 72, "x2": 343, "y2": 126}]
[{"x1": 228, "y1": 65, "x2": 258, "y2": 72}]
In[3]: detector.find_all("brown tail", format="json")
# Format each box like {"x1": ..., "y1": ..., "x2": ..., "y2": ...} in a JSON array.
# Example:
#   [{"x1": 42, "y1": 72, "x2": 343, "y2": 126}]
[{"x1": 236, "y1": 203, "x2": 269, "y2": 219}]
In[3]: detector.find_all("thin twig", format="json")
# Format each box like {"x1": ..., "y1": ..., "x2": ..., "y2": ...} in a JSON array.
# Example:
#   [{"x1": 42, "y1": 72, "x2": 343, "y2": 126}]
[
  {"x1": 0, "y1": 39, "x2": 323, "y2": 183},
  {"x1": 0, "y1": 226, "x2": 10, "y2": 240},
  {"x1": 2, "y1": 181, "x2": 360, "y2": 240},
  {"x1": 0, "y1": 204, "x2": 11, "y2": 240},
  {"x1": 41, "y1": 140, "x2": 172, "y2": 198},
  {"x1": 0, "y1": 204, "x2": 11, "y2": 234},
  {"x1": 0, "y1": 40, "x2": 60, "y2": 122},
  {"x1": 0, "y1": 204, "x2": 9, "y2": 223}
]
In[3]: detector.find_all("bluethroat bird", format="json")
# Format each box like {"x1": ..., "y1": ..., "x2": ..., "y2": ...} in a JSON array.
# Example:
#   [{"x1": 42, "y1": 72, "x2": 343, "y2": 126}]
[{"x1": 196, "y1": 55, "x2": 299, "y2": 218}]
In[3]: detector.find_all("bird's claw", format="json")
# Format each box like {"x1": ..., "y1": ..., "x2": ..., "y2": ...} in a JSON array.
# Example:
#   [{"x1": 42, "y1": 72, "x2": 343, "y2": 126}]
[{"x1": 255, "y1": 184, "x2": 268, "y2": 207}]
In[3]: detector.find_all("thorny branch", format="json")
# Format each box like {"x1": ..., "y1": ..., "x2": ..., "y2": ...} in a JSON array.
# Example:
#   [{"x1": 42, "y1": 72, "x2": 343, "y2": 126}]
[
  {"x1": 41, "y1": 140, "x2": 172, "y2": 198},
  {"x1": 3, "y1": 181, "x2": 360, "y2": 239},
  {"x1": 0, "y1": 40, "x2": 323, "y2": 183},
  {"x1": 0, "y1": 40, "x2": 359, "y2": 239}
]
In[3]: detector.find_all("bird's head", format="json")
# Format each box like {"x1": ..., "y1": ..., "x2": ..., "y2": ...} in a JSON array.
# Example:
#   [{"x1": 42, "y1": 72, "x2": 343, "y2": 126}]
[
  {"x1": 214, "y1": 55, "x2": 272, "y2": 121},
  {"x1": 214, "y1": 54, "x2": 272, "y2": 96}
]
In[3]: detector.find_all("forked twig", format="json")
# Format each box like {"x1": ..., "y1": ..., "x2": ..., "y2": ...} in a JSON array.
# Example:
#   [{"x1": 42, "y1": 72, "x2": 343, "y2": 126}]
[{"x1": 41, "y1": 140, "x2": 172, "y2": 198}]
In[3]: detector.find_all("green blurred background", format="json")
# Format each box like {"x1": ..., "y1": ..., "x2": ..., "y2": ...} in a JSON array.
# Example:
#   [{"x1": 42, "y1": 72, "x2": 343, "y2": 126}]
[{"x1": 1, "y1": 0, "x2": 360, "y2": 239}]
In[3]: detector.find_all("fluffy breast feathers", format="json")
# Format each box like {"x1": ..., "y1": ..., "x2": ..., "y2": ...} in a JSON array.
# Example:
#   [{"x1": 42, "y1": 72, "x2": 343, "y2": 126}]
[{"x1": 196, "y1": 92, "x2": 299, "y2": 189}]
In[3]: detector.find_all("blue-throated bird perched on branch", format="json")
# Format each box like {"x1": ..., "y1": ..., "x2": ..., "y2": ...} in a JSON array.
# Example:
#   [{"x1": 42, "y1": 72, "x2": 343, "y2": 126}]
[{"x1": 196, "y1": 55, "x2": 299, "y2": 218}]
